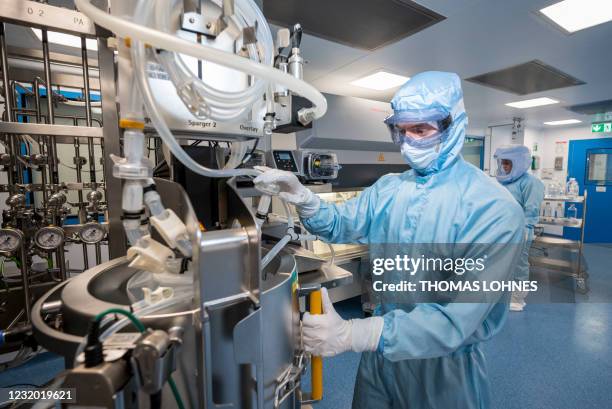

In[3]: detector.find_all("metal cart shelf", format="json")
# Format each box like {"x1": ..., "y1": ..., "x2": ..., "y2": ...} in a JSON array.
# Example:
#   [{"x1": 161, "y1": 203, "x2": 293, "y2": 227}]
[{"x1": 531, "y1": 191, "x2": 588, "y2": 293}]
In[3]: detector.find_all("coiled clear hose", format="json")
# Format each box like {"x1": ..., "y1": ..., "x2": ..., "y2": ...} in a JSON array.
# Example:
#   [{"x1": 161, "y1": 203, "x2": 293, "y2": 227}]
[
  {"x1": 127, "y1": 0, "x2": 258, "y2": 178},
  {"x1": 153, "y1": 0, "x2": 273, "y2": 122}
]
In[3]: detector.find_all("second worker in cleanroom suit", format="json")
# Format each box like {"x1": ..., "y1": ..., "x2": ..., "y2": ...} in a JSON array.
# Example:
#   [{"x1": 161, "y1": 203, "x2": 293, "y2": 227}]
[
  {"x1": 255, "y1": 71, "x2": 525, "y2": 408},
  {"x1": 494, "y1": 145, "x2": 545, "y2": 311}
]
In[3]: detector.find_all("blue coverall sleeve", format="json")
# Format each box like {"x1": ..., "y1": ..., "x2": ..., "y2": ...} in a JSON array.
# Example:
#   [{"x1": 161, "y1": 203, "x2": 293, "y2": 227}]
[
  {"x1": 521, "y1": 176, "x2": 545, "y2": 229},
  {"x1": 378, "y1": 201, "x2": 525, "y2": 361},
  {"x1": 300, "y1": 177, "x2": 388, "y2": 244}
]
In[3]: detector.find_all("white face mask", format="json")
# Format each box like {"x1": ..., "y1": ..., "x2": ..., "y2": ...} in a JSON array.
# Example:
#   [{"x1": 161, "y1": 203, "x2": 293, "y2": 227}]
[{"x1": 400, "y1": 142, "x2": 441, "y2": 171}]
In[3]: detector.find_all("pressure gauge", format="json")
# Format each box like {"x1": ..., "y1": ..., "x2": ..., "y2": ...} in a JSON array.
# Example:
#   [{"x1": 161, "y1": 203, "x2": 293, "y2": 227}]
[
  {"x1": 79, "y1": 222, "x2": 105, "y2": 244},
  {"x1": 0, "y1": 229, "x2": 23, "y2": 253},
  {"x1": 34, "y1": 226, "x2": 65, "y2": 251}
]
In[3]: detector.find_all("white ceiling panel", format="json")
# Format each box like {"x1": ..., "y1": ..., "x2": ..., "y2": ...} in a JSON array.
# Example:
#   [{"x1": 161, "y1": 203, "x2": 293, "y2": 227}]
[{"x1": 299, "y1": 0, "x2": 612, "y2": 132}]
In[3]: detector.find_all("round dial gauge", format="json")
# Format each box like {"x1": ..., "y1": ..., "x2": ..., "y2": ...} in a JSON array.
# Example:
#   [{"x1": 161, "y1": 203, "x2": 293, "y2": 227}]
[
  {"x1": 79, "y1": 223, "x2": 105, "y2": 244},
  {"x1": 0, "y1": 229, "x2": 23, "y2": 253},
  {"x1": 34, "y1": 226, "x2": 65, "y2": 250}
]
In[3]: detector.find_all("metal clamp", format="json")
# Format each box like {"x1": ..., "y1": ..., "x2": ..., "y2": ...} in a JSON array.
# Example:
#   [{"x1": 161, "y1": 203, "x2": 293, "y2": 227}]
[
  {"x1": 273, "y1": 351, "x2": 306, "y2": 409},
  {"x1": 131, "y1": 329, "x2": 179, "y2": 395}
]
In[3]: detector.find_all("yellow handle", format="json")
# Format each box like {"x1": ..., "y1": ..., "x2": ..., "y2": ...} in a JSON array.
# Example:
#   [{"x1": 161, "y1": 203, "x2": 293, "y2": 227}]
[{"x1": 309, "y1": 290, "x2": 323, "y2": 401}]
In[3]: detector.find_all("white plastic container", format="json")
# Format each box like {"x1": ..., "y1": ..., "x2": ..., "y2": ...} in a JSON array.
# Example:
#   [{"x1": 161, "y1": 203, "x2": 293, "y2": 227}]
[
  {"x1": 555, "y1": 203, "x2": 564, "y2": 218},
  {"x1": 544, "y1": 202, "x2": 553, "y2": 217}
]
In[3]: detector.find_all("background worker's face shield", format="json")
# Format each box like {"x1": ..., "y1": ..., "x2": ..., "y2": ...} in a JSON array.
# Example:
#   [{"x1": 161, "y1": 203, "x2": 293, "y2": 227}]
[
  {"x1": 385, "y1": 111, "x2": 453, "y2": 148},
  {"x1": 495, "y1": 158, "x2": 514, "y2": 182},
  {"x1": 500, "y1": 159, "x2": 513, "y2": 174},
  {"x1": 493, "y1": 145, "x2": 532, "y2": 184},
  {"x1": 495, "y1": 157, "x2": 514, "y2": 183}
]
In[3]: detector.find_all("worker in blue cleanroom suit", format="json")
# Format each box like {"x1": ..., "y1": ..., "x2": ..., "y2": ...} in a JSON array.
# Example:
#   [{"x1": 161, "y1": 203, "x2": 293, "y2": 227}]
[
  {"x1": 255, "y1": 72, "x2": 525, "y2": 409},
  {"x1": 494, "y1": 145, "x2": 545, "y2": 311}
]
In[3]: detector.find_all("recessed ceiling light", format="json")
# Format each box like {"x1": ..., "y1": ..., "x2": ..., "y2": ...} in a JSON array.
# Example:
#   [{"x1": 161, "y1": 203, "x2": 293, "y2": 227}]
[
  {"x1": 505, "y1": 97, "x2": 559, "y2": 109},
  {"x1": 544, "y1": 119, "x2": 582, "y2": 126},
  {"x1": 32, "y1": 29, "x2": 98, "y2": 51},
  {"x1": 540, "y1": 0, "x2": 612, "y2": 33},
  {"x1": 350, "y1": 71, "x2": 410, "y2": 91}
]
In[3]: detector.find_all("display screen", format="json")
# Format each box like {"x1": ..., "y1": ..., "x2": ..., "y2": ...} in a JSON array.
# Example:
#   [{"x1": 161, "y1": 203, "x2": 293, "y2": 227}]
[{"x1": 273, "y1": 150, "x2": 298, "y2": 172}]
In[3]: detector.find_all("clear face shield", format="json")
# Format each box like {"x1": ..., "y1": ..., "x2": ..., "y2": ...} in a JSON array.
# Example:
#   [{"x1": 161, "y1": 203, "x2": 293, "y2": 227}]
[
  {"x1": 385, "y1": 112, "x2": 453, "y2": 148},
  {"x1": 496, "y1": 158, "x2": 513, "y2": 175},
  {"x1": 495, "y1": 157, "x2": 514, "y2": 183}
]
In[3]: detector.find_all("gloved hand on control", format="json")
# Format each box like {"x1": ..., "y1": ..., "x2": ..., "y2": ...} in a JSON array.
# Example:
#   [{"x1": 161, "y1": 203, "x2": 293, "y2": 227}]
[
  {"x1": 302, "y1": 288, "x2": 384, "y2": 357},
  {"x1": 253, "y1": 166, "x2": 320, "y2": 217}
]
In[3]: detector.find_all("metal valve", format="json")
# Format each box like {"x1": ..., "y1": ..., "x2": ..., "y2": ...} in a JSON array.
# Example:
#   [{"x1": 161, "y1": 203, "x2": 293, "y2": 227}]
[
  {"x1": 0, "y1": 153, "x2": 11, "y2": 166},
  {"x1": 73, "y1": 156, "x2": 87, "y2": 167},
  {"x1": 5, "y1": 193, "x2": 26, "y2": 209},
  {"x1": 87, "y1": 190, "x2": 103, "y2": 204},
  {"x1": 131, "y1": 329, "x2": 178, "y2": 395},
  {"x1": 48, "y1": 192, "x2": 67, "y2": 208}
]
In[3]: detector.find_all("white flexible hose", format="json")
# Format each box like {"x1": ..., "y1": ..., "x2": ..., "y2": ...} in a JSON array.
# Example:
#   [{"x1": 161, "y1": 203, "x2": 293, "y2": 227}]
[
  {"x1": 74, "y1": 0, "x2": 327, "y2": 119},
  {"x1": 154, "y1": 0, "x2": 272, "y2": 122},
  {"x1": 327, "y1": 243, "x2": 335, "y2": 265},
  {"x1": 74, "y1": 0, "x2": 325, "y2": 267},
  {"x1": 133, "y1": 42, "x2": 258, "y2": 178},
  {"x1": 261, "y1": 234, "x2": 291, "y2": 270},
  {"x1": 224, "y1": 141, "x2": 249, "y2": 170},
  {"x1": 126, "y1": 0, "x2": 259, "y2": 178}
]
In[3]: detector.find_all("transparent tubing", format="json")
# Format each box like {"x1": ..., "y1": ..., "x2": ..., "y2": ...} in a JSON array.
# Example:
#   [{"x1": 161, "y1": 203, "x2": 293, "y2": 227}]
[
  {"x1": 133, "y1": 42, "x2": 258, "y2": 178},
  {"x1": 156, "y1": 0, "x2": 274, "y2": 92},
  {"x1": 74, "y1": 0, "x2": 327, "y2": 120},
  {"x1": 154, "y1": 0, "x2": 272, "y2": 122},
  {"x1": 72, "y1": 290, "x2": 193, "y2": 367},
  {"x1": 327, "y1": 243, "x2": 335, "y2": 265},
  {"x1": 261, "y1": 234, "x2": 291, "y2": 270},
  {"x1": 125, "y1": 78, "x2": 145, "y2": 121},
  {"x1": 260, "y1": 200, "x2": 297, "y2": 269},
  {"x1": 155, "y1": 0, "x2": 273, "y2": 102},
  {"x1": 121, "y1": 179, "x2": 145, "y2": 246},
  {"x1": 76, "y1": 0, "x2": 323, "y2": 264},
  {"x1": 130, "y1": 0, "x2": 256, "y2": 177},
  {"x1": 224, "y1": 141, "x2": 249, "y2": 170},
  {"x1": 124, "y1": 219, "x2": 144, "y2": 246},
  {"x1": 143, "y1": 186, "x2": 166, "y2": 217}
]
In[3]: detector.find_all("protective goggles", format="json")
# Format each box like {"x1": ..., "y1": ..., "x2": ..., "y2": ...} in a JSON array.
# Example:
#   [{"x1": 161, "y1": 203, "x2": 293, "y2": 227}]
[{"x1": 385, "y1": 112, "x2": 453, "y2": 148}]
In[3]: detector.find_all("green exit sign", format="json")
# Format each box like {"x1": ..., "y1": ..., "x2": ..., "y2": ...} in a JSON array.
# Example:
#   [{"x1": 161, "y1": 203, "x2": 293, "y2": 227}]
[{"x1": 592, "y1": 122, "x2": 612, "y2": 133}]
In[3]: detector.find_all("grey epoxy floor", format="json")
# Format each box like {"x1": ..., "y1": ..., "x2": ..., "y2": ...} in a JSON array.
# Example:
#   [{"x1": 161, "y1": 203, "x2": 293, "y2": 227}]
[
  {"x1": 1, "y1": 244, "x2": 611, "y2": 408},
  {"x1": 303, "y1": 244, "x2": 612, "y2": 409}
]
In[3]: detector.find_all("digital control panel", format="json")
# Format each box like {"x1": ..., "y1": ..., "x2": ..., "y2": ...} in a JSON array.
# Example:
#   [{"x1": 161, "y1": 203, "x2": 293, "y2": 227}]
[{"x1": 271, "y1": 150, "x2": 299, "y2": 173}]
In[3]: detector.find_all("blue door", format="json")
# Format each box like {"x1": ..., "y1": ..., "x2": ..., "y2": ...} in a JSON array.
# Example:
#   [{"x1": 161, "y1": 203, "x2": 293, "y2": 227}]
[{"x1": 567, "y1": 138, "x2": 612, "y2": 243}]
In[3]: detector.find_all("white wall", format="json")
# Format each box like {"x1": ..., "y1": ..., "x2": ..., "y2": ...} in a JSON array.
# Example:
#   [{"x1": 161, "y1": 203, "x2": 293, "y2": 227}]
[
  {"x1": 484, "y1": 125, "x2": 512, "y2": 175},
  {"x1": 483, "y1": 124, "x2": 535, "y2": 176},
  {"x1": 530, "y1": 124, "x2": 605, "y2": 236},
  {"x1": 479, "y1": 124, "x2": 597, "y2": 237},
  {"x1": 531, "y1": 124, "x2": 597, "y2": 183},
  {"x1": 480, "y1": 123, "x2": 599, "y2": 181}
]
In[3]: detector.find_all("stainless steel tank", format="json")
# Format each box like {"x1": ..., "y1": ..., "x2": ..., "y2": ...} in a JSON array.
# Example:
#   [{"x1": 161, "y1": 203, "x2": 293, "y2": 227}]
[{"x1": 31, "y1": 179, "x2": 304, "y2": 408}]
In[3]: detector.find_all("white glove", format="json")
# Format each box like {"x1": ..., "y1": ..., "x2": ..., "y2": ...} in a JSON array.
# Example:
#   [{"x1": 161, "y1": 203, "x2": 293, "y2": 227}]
[
  {"x1": 253, "y1": 166, "x2": 320, "y2": 217},
  {"x1": 302, "y1": 288, "x2": 384, "y2": 357}
]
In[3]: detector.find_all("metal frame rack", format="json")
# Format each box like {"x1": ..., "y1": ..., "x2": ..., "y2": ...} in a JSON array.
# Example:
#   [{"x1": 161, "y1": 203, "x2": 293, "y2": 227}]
[
  {"x1": 531, "y1": 191, "x2": 589, "y2": 293},
  {"x1": 0, "y1": 0, "x2": 124, "y2": 328}
]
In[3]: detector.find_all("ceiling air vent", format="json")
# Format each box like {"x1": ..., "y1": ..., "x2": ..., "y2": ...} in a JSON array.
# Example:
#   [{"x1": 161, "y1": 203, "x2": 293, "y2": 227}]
[
  {"x1": 263, "y1": 0, "x2": 446, "y2": 51},
  {"x1": 566, "y1": 99, "x2": 612, "y2": 115},
  {"x1": 465, "y1": 60, "x2": 585, "y2": 95}
]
